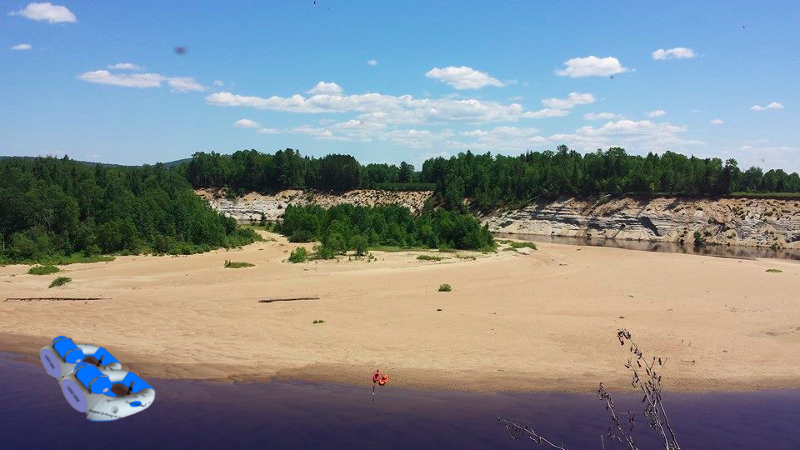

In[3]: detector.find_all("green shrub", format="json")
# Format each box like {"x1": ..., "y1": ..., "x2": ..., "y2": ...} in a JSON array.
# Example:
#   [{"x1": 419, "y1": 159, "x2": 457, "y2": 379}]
[
  {"x1": 28, "y1": 265, "x2": 60, "y2": 275},
  {"x1": 312, "y1": 319, "x2": 325, "y2": 324},
  {"x1": 49, "y1": 277, "x2": 72, "y2": 288},
  {"x1": 438, "y1": 284, "x2": 452, "y2": 292},
  {"x1": 288, "y1": 247, "x2": 308, "y2": 263},
  {"x1": 224, "y1": 260, "x2": 254, "y2": 268},
  {"x1": 766, "y1": 268, "x2": 783, "y2": 273},
  {"x1": 417, "y1": 254, "x2": 444, "y2": 261},
  {"x1": 508, "y1": 241, "x2": 537, "y2": 250}
]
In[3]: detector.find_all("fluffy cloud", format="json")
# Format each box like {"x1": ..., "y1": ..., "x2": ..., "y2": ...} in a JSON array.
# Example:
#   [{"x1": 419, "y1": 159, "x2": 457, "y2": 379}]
[
  {"x1": 542, "y1": 92, "x2": 595, "y2": 110},
  {"x1": 425, "y1": 66, "x2": 504, "y2": 89},
  {"x1": 234, "y1": 119, "x2": 279, "y2": 135},
  {"x1": 367, "y1": 59, "x2": 378, "y2": 66},
  {"x1": 10, "y1": 43, "x2": 32, "y2": 51},
  {"x1": 78, "y1": 70, "x2": 205, "y2": 92},
  {"x1": 166, "y1": 77, "x2": 205, "y2": 93},
  {"x1": 710, "y1": 119, "x2": 724, "y2": 125},
  {"x1": 213, "y1": 80, "x2": 224, "y2": 87},
  {"x1": 307, "y1": 81, "x2": 343, "y2": 96},
  {"x1": 652, "y1": 47, "x2": 696, "y2": 60},
  {"x1": 556, "y1": 56, "x2": 627, "y2": 78},
  {"x1": 107, "y1": 63, "x2": 142, "y2": 71},
  {"x1": 9, "y1": 2, "x2": 76, "y2": 23},
  {"x1": 234, "y1": 119, "x2": 261, "y2": 129},
  {"x1": 522, "y1": 108, "x2": 570, "y2": 119},
  {"x1": 206, "y1": 83, "x2": 525, "y2": 124},
  {"x1": 548, "y1": 119, "x2": 702, "y2": 152},
  {"x1": 751, "y1": 102, "x2": 784, "y2": 111},
  {"x1": 584, "y1": 112, "x2": 622, "y2": 121},
  {"x1": 647, "y1": 110, "x2": 666, "y2": 117}
]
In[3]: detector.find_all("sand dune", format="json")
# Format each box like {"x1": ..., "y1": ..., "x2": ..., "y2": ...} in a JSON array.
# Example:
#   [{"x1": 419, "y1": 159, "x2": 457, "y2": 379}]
[{"x1": 2, "y1": 232, "x2": 799, "y2": 393}]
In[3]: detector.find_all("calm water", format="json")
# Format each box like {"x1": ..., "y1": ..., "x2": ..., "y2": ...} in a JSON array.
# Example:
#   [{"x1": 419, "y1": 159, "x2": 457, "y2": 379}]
[
  {"x1": 1, "y1": 355, "x2": 799, "y2": 449},
  {"x1": 495, "y1": 233, "x2": 800, "y2": 261}
]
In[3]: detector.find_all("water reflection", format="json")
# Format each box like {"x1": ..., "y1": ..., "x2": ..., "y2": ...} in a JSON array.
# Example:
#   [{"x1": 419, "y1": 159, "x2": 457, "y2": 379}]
[{"x1": 495, "y1": 233, "x2": 800, "y2": 261}]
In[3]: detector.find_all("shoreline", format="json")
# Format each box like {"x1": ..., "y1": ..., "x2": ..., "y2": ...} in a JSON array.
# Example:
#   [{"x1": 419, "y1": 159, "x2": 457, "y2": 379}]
[
  {"x1": 3, "y1": 234, "x2": 800, "y2": 394},
  {"x1": 4, "y1": 334, "x2": 799, "y2": 395}
]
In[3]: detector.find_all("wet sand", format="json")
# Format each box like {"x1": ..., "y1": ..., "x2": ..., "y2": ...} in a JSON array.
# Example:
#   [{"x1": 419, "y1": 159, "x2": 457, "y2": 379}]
[{"x1": 2, "y1": 232, "x2": 799, "y2": 393}]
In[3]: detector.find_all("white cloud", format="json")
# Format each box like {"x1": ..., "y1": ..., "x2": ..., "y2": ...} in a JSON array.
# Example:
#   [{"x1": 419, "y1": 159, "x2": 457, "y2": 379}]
[
  {"x1": 750, "y1": 102, "x2": 784, "y2": 111},
  {"x1": 425, "y1": 66, "x2": 505, "y2": 89},
  {"x1": 710, "y1": 119, "x2": 724, "y2": 125},
  {"x1": 548, "y1": 119, "x2": 702, "y2": 153},
  {"x1": 556, "y1": 56, "x2": 627, "y2": 78},
  {"x1": 234, "y1": 119, "x2": 261, "y2": 129},
  {"x1": 107, "y1": 63, "x2": 142, "y2": 71},
  {"x1": 306, "y1": 81, "x2": 343, "y2": 96},
  {"x1": 542, "y1": 92, "x2": 595, "y2": 109},
  {"x1": 206, "y1": 83, "x2": 526, "y2": 124},
  {"x1": 78, "y1": 70, "x2": 165, "y2": 88},
  {"x1": 367, "y1": 59, "x2": 378, "y2": 66},
  {"x1": 78, "y1": 70, "x2": 205, "y2": 92},
  {"x1": 652, "y1": 47, "x2": 696, "y2": 60},
  {"x1": 522, "y1": 108, "x2": 570, "y2": 119},
  {"x1": 9, "y1": 2, "x2": 76, "y2": 23},
  {"x1": 234, "y1": 119, "x2": 281, "y2": 135},
  {"x1": 10, "y1": 43, "x2": 32, "y2": 51},
  {"x1": 167, "y1": 77, "x2": 205, "y2": 92},
  {"x1": 647, "y1": 110, "x2": 666, "y2": 117},
  {"x1": 584, "y1": 112, "x2": 622, "y2": 121},
  {"x1": 213, "y1": 80, "x2": 224, "y2": 87}
]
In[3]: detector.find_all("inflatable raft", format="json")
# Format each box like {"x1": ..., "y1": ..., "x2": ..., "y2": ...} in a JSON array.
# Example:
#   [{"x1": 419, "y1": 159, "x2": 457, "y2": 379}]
[
  {"x1": 40, "y1": 336, "x2": 122, "y2": 378},
  {"x1": 40, "y1": 336, "x2": 155, "y2": 421},
  {"x1": 60, "y1": 364, "x2": 155, "y2": 422}
]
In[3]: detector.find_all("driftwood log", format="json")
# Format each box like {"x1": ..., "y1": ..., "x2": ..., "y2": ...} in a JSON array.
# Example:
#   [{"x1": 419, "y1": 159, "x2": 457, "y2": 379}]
[
  {"x1": 5, "y1": 297, "x2": 110, "y2": 302},
  {"x1": 258, "y1": 297, "x2": 319, "y2": 304}
]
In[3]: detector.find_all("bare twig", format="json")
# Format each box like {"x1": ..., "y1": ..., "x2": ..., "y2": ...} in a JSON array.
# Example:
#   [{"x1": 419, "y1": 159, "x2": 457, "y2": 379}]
[{"x1": 496, "y1": 417, "x2": 569, "y2": 449}]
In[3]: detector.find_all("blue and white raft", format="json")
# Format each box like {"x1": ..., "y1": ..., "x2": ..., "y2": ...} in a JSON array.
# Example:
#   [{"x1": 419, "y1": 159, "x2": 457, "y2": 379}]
[
  {"x1": 40, "y1": 336, "x2": 155, "y2": 422},
  {"x1": 59, "y1": 364, "x2": 156, "y2": 422},
  {"x1": 40, "y1": 336, "x2": 122, "y2": 378}
]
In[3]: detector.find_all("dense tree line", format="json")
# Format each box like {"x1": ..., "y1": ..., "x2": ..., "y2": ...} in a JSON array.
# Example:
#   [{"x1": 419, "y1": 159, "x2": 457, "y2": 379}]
[
  {"x1": 277, "y1": 204, "x2": 494, "y2": 255},
  {"x1": 183, "y1": 148, "x2": 800, "y2": 210},
  {"x1": 0, "y1": 156, "x2": 259, "y2": 263},
  {"x1": 183, "y1": 149, "x2": 422, "y2": 193},
  {"x1": 422, "y1": 147, "x2": 800, "y2": 209}
]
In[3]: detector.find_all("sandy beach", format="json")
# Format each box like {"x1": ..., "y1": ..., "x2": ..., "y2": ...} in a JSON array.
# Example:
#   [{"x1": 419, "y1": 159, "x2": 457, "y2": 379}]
[{"x1": 2, "y1": 232, "x2": 799, "y2": 393}]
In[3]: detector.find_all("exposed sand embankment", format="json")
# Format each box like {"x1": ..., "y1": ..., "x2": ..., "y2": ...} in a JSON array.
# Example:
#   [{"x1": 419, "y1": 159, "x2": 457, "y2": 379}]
[{"x1": 2, "y1": 233, "x2": 799, "y2": 393}]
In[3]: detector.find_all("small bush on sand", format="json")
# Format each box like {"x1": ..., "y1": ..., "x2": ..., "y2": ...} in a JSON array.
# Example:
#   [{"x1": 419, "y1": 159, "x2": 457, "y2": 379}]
[
  {"x1": 313, "y1": 319, "x2": 325, "y2": 324},
  {"x1": 417, "y1": 254, "x2": 444, "y2": 261},
  {"x1": 28, "y1": 265, "x2": 60, "y2": 275},
  {"x1": 509, "y1": 241, "x2": 537, "y2": 250},
  {"x1": 49, "y1": 277, "x2": 72, "y2": 288},
  {"x1": 288, "y1": 247, "x2": 308, "y2": 263},
  {"x1": 766, "y1": 268, "x2": 783, "y2": 273},
  {"x1": 224, "y1": 260, "x2": 255, "y2": 268},
  {"x1": 438, "y1": 284, "x2": 452, "y2": 292}
]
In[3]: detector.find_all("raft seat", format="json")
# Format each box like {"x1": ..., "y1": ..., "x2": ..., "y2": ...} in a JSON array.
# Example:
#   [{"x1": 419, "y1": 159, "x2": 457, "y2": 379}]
[
  {"x1": 74, "y1": 363, "x2": 112, "y2": 394},
  {"x1": 110, "y1": 383, "x2": 129, "y2": 397},
  {"x1": 53, "y1": 337, "x2": 85, "y2": 364}
]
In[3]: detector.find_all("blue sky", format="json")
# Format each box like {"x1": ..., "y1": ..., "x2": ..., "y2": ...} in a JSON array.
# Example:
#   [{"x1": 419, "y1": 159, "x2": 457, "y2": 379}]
[{"x1": 2, "y1": 1, "x2": 799, "y2": 171}]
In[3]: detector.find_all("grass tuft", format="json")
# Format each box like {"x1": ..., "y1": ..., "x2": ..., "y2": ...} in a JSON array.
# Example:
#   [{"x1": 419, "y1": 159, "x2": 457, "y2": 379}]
[
  {"x1": 28, "y1": 265, "x2": 60, "y2": 275},
  {"x1": 765, "y1": 268, "x2": 783, "y2": 273},
  {"x1": 49, "y1": 277, "x2": 72, "y2": 288},
  {"x1": 417, "y1": 254, "x2": 444, "y2": 262},
  {"x1": 438, "y1": 284, "x2": 452, "y2": 292},
  {"x1": 224, "y1": 260, "x2": 255, "y2": 268}
]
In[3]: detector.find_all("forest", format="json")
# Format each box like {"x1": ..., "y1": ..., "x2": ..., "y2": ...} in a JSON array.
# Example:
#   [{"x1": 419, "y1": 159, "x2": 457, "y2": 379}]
[
  {"x1": 183, "y1": 147, "x2": 800, "y2": 210},
  {"x1": 277, "y1": 204, "x2": 495, "y2": 256},
  {"x1": 0, "y1": 156, "x2": 259, "y2": 264}
]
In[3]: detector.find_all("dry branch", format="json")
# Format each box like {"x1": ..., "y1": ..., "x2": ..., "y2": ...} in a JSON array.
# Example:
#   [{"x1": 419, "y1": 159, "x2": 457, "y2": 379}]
[{"x1": 258, "y1": 297, "x2": 319, "y2": 304}]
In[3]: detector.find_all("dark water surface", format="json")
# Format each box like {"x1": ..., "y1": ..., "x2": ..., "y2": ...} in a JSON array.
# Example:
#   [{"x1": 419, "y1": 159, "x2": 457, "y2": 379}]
[
  {"x1": 495, "y1": 233, "x2": 800, "y2": 261},
  {"x1": 2, "y1": 355, "x2": 799, "y2": 449}
]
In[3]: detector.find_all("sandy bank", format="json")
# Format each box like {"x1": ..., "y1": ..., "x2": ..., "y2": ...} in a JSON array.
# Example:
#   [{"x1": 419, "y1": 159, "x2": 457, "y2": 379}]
[{"x1": 2, "y1": 233, "x2": 799, "y2": 393}]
